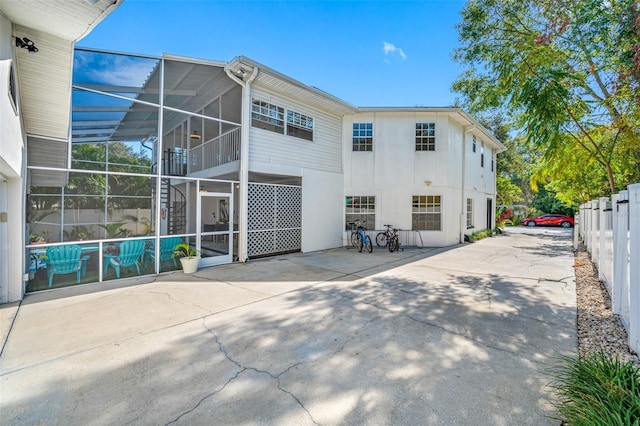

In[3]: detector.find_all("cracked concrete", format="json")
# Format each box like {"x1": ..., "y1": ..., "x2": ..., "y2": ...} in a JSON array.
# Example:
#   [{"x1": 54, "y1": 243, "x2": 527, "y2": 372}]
[{"x1": 0, "y1": 227, "x2": 576, "y2": 425}]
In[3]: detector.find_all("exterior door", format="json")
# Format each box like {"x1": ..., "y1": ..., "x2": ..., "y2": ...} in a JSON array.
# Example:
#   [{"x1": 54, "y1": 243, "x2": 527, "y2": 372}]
[
  {"x1": 487, "y1": 198, "x2": 493, "y2": 230},
  {"x1": 198, "y1": 191, "x2": 233, "y2": 267}
]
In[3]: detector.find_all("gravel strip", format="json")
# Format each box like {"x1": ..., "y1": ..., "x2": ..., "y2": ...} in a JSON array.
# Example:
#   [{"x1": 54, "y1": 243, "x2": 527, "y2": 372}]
[{"x1": 574, "y1": 245, "x2": 640, "y2": 368}]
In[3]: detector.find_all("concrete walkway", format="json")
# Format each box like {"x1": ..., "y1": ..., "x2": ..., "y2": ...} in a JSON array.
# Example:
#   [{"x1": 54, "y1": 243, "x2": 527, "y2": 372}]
[{"x1": 0, "y1": 228, "x2": 576, "y2": 425}]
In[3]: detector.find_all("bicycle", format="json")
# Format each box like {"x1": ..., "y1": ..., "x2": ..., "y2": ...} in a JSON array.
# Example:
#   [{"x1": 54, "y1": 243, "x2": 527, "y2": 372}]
[
  {"x1": 347, "y1": 221, "x2": 362, "y2": 248},
  {"x1": 388, "y1": 228, "x2": 400, "y2": 252},
  {"x1": 376, "y1": 224, "x2": 400, "y2": 252},
  {"x1": 376, "y1": 224, "x2": 394, "y2": 247},
  {"x1": 349, "y1": 220, "x2": 372, "y2": 253}
]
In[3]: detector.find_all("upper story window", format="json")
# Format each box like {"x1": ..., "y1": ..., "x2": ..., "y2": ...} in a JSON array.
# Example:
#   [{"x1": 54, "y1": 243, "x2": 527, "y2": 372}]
[
  {"x1": 252, "y1": 99, "x2": 314, "y2": 141},
  {"x1": 472, "y1": 135, "x2": 476, "y2": 153},
  {"x1": 491, "y1": 149, "x2": 494, "y2": 172},
  {"x1": 251, "y1": 99, "x2": 284, "y2": 134},
  {"x1": 287, "y1": 110, "x2": 313, "y2": 141},
  {"x1": 481, "y1": 141, "x2": 485, "y2": 167},
  {"x1": 353, "y1": 123, "x2": 373, "y2": 151},
  {"x1": 416, "y1": 123, "x2": 435, "y2": 151}
]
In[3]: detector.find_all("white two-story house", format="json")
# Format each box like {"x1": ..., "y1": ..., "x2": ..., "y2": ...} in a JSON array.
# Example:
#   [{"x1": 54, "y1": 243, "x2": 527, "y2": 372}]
[
  {"x1": 344, "y1": 108, "x2": 502, "y2": 247},
  {"x1": 1, "y1": 3, "x2": 504, "y2": 302}
]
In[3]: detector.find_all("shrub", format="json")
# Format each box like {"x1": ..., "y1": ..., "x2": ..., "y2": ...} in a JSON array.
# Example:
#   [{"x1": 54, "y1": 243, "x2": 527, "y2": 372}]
[
  {"x1": 548, "y1": 352, "x2": 640, "y2": 426},
  {"x1": 467, "y1": 229, "x2": 496, "y2": 242}
]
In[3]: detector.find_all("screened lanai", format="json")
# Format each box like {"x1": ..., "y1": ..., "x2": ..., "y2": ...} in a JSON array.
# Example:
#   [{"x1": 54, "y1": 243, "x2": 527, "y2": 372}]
[{"x1": 26, "y1": 48, "x2": 243, "y2": 292}]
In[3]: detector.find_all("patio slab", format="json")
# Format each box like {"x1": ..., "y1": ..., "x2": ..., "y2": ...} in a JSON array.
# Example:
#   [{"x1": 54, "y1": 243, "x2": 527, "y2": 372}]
[{"x1": 0, "y1": 227, "x2": 576, "y2": 425}]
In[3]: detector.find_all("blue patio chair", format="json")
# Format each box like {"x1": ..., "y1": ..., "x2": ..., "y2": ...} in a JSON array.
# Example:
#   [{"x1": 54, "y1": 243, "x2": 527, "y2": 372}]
[
  {"x1": 105, "y1": 240, "x2": 146, "y2": 279},
  {"x1": 45, "y1": 245, "x2": 86, "y2": 288},
  {"x1": 145, "y1": 237, "x2": 182, "y2": 269}
]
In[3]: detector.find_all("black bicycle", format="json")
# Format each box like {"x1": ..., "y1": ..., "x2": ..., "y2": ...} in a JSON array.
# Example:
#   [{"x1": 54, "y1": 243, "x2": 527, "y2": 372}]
[
  {"x1": 376, "y1": 224, "x2": 400, "y2": 252},
  {"x1": 376, "y1": 224, "x2": 393, "y2": 247}
]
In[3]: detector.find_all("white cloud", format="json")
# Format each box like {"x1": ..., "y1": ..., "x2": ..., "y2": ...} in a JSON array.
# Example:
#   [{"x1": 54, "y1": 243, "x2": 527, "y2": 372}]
[{"x1": 382, "y1": 41, "x2": 407, "y2": 61}]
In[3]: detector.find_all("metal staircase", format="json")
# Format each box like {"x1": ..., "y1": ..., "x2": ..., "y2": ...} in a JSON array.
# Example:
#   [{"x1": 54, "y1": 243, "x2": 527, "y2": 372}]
[
  {"x1": 151, "y1": 151, "x2": 187, "y2": 235},
  {"x1": 161, "y1": 179, "x2": 186, "y2": 235}
]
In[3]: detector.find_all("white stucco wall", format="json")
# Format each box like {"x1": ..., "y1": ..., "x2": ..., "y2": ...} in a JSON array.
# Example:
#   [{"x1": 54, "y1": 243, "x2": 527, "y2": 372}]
[
  {"x1": 343, "y1": 111, "x2": 469, "y2": 247},
  {"x1": 302, "y1": 169, "x2": 343, "y2": 252},
  {"x1": 1, "y1": 18, "x2": 23, "y2": 177},
  {"x1": 461, "y1": 128, "x2": 497, "y2": 231},
  {"x1": 1, "y1": 14, "x2": 27, "y2": 303}
]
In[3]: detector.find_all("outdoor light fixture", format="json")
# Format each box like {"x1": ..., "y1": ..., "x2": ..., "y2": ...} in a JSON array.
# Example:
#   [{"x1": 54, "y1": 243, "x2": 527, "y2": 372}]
[
  {"x1": 15, "y1": 37, "x2": 38, "y2": 53},
  {"x1": 190, "y1": 131, "x2": 201, "y2": 140}
]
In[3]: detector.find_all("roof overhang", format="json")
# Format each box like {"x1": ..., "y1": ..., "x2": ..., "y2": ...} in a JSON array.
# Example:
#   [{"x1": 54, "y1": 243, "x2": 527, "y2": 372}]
[
  {"x1": 1, "y1": 0, "x2": 122, "y2": 185},
  {"x1": 227, "y1": 56, "x2": 359, "y2": 117},
  {"x1": 358, "y1": 106, "x2": 507, "y2": 153}
]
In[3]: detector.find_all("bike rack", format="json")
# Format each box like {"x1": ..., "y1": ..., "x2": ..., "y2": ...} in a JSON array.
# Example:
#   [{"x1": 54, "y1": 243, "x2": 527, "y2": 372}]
[{"x1": 344, "y1": 229, "x2": 424, "y2": 249}]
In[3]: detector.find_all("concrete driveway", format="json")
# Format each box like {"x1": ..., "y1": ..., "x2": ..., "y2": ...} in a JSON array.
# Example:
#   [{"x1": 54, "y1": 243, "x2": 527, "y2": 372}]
[{"x1": 0, "y1": 228, "x2": 576, "y2": 425}]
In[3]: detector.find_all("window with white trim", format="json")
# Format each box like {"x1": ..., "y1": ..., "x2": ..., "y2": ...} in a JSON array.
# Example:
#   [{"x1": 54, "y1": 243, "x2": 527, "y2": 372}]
[
  {"x1": 481, "y1": 141, "x2": 485, "y2": 167},
  {"x1": 466, "y1": 198, "x2": 473, "y2": 228},
  {"x1": 472, "y1": 135, "x2": 476, "y2": 153},
  {"x1": 251, "y1": 99, "x2": 284, "y2": 134},
  {"x1": 416, "y1": 123, "x2": 436, "y2": 151},
  {"x1": 353, "y1": 123, "x2": 373, "y2": 151},
  {"x1": 412, "y1": 195, "x2": 441, "y2": 231},
  {"x1": 286, "y1": 110, "x2": 313, "y2": 141},
  {"x1": 345, "y1": 195, "x2": 375, "y2": 230}
]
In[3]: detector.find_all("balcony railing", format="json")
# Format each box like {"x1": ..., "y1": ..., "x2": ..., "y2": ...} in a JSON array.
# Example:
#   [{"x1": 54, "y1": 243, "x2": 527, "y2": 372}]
[{"x1": 189, "y1": 128, "x2": 241, "y2": 173}]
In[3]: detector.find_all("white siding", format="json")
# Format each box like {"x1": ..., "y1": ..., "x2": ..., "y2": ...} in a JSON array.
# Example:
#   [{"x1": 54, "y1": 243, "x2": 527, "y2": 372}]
[{"x1": 248, "y1": 86, "x2": 343, "y2": 175}]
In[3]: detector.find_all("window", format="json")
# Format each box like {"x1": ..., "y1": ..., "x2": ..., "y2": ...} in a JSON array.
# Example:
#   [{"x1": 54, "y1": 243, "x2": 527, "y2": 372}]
[
  {"x1": 345, "y1": 196, "x2": 375, "y2": 230},
  {"x1": 353, "y1": 123, "x2": 373, "y2": 151},
  {"x1": 472, "y1": 135, "x2": 476, "y2": 153},
  {"x1": 491, "y1": 150, "x2": 494, "y2": 172},
  {"x1": 466, "y1": 198, "x2": 473, "y2": 228},
  {"x1": 251, "y1": 99, "x2": 314, "y2": 141},
  {"x1": 286, "y1": 110, "x2": 313, "y2": 141},
  {"x1": 416, "y1": 123, "x2": 436, "y2": 151},
  {"x1": 412, "y1": 195, "x2": 441, "y2": 231},
  {"x1": 481, "y1": 141, "x2": 485, "y2": 167},
  {"x1": 8, "y1": 62, "x2": 18, "y2": 114},
  {"x1": 251, "y1": 99, "x2": 284, "y2": 134}
]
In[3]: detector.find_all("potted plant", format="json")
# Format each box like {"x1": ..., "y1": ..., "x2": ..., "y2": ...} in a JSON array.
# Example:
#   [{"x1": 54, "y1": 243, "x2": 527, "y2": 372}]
[
  {"x1": 29, "y1": 233, "x2": 46, "y2": 245},
  {"x1": 172, "y1": 243, "x2": 201, "y2": 273}
]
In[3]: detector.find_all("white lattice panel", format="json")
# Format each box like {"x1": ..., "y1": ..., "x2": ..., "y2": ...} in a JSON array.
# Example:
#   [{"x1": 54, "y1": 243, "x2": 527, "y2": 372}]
[
  {"x1": 248, "y1": 184, "x2": 276, "y2": 231},
  {"x1": 248, "y1": 183, "x2": 302, "y2": 257},
  {"x1": 276, "y1": 186, "x2": 302, "y2": 229}
]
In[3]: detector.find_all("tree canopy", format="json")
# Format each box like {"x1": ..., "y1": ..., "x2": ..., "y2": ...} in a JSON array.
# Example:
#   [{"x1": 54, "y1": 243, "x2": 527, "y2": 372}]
[{"x1": 453, "y1": 0, "x2": 640, "y2": 203}]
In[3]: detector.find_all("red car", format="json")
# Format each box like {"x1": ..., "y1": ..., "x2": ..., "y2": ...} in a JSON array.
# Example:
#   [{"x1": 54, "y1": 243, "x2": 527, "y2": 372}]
[{"x1": 522, "y1": 214, "x2": 574, "y2": 228}]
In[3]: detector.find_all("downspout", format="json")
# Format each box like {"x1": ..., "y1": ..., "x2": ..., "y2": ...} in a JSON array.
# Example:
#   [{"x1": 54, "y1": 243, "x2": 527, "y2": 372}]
[{"x1": 225, "y1": 63, "x2": 258, "y2": 262}]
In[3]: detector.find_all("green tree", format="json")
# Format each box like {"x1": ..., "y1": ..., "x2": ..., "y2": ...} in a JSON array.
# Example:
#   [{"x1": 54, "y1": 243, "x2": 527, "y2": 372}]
[
  {"x1": 497, "y1": 175, "x2": 524, "y2": 206},
  {"x1": 453, "y1": 0, "x2": 640, "y2": 195},
  {"x1": 67, "y1": 142, "x2": 152, "y2": 209}
]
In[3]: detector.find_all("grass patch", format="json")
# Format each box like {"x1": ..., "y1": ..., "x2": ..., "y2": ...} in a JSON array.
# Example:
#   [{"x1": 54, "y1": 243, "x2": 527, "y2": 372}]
[{"x1": 548, "y1": 352, "x2": 640, "y2": 425}]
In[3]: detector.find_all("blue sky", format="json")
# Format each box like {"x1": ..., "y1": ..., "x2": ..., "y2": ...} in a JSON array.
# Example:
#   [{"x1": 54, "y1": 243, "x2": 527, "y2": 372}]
[{"x1": 79, "y1": 0, "x2": 467, "y2": 107}]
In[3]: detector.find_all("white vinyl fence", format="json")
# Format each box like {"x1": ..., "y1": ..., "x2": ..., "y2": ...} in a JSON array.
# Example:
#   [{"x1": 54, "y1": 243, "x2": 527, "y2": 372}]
[{"x1": 578, "y1": 183, "x2": 640, "y2": 355}]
